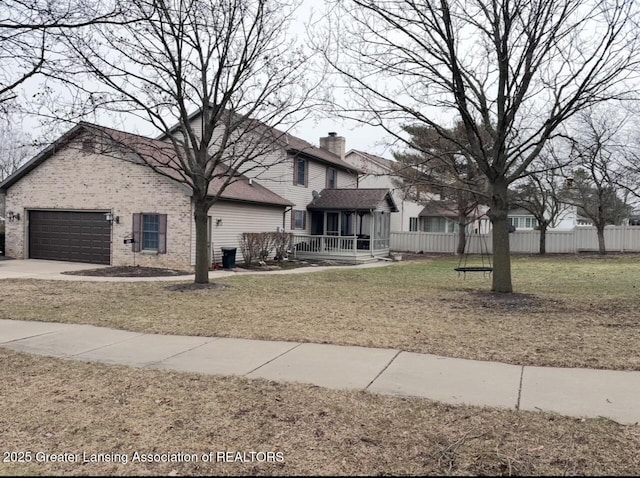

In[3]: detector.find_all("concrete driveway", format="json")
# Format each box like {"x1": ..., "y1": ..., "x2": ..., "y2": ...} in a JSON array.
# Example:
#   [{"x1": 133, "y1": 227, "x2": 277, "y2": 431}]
[{"x1": 0, "y1": 259, "x2": 108, "y2": 279}]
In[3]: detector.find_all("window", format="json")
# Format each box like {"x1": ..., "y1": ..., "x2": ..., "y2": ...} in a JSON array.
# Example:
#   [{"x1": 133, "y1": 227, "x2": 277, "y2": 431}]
[
  {"x1": 509, "y1": 216, "x2": 538, "y2": 229},
  {"x1": 423, "y1": 217, "x2": 446, "y2": 232},
  {"x1": 143, "y1": 214, "x2": 160, "y2": 250},
  {"x1": 423, "y1": 217, "x2": 457, "y2": 233},
  {"x1": 293, "y1": 157, "x2": 307, "y2": 186},
  {"x1": 132, "y1": 213, "x2": 167, "y2": 253},
  {"x1": 409, "y1": 217, "x2": 419, "y2": 232},
  {"x1": 326, "y1": 167, "x2": 337, "y2": 188},
  {"x1": 291, "y1": 210, "x2": 306, "y2": 230}
]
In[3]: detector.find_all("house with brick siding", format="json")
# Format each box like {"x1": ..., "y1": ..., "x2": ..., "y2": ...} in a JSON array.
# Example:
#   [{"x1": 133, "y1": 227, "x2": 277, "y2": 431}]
[{"x1": 0, "y1": 119, "x2": 396, "y2": 268}]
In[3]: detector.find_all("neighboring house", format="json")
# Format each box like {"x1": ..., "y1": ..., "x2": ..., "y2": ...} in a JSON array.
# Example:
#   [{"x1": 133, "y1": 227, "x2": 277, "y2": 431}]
[
  {"x1": 508, "y1": 205, "x2": 579, "y2": 231},
  {"x1": 419, "y1": 201, "x2": 490, "y2": 234},
  {"x1": 507, "y1": 207, "x2": 540, "y2": 230},
  {"x1": 344, "y1": 149, "x2": 425, "y2": 232},
  {"x1": 0, "y1": 119, "x2": 396, "y2": 268}
]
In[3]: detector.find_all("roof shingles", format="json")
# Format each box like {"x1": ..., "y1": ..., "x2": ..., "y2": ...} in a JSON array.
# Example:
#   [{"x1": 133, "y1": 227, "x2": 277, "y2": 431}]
[
  {"x1": 0, "y1": 122, "x2": 292, "y2": 207},
  {"x1": 307, "y1": 188, "x2": 398, "y2": 212}
]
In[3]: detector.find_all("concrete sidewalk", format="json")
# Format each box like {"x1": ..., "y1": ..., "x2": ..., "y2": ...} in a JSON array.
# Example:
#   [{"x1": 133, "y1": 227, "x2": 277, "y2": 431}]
[
  {"x1": 0, "y1": 259, "x2": 393, "y2": 282},
  {"x1": 1, "y1": 319, "x2": 639, "y2": 425}
]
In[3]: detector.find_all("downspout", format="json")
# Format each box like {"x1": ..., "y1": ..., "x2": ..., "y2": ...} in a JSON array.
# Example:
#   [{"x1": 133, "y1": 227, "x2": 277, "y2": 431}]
[
  {"x1": 282, "y1": 206, "x2": 293, "y2": 230},
  {"x1": 283, "y1": 205, "x2": 294, "y2": 259}
]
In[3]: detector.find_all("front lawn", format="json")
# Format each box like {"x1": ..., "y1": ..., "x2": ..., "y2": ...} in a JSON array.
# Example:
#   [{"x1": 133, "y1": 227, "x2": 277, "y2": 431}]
[
  {"x1": 1, "y1": 255, "x2": 639, "y2": 370},
  {"x1": 1, "y1": 349, "x2": 638, "y2": 476}
]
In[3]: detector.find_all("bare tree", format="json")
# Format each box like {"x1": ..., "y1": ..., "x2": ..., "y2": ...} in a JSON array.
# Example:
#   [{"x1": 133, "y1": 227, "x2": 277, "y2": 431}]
[
  {"x1": 563, "y1": 109, "x2": 632, "y2": 254},
  {"x1": 511, "y1": 146, "x2": 573, "y2": 254},
  {"x1": 0, "y1": 0, "x2": 129, "y2": 107},
  {"x1": 62, "y1": 0, "x2": 313, "y2": 283},
  {"x1": 0, "y1": 119, "x2": 32, "y2": 181},
  {"x1": 393, "y1": 122, "x2": 485, "y2": 254},
  {"x1": 321, "y1": 0, "x2": 640, "y2": 292}
]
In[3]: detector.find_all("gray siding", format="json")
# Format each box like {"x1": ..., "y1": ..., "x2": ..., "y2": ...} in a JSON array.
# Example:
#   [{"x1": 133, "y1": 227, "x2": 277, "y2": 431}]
[{"x1": 191, "y1": 200, "x2": 285, "y2": 265}]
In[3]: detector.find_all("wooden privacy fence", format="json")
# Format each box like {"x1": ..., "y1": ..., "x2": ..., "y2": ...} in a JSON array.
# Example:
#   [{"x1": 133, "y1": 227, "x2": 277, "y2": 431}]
[{"x1": 390, "y1": 226, "x2": 640, "y2": 254}]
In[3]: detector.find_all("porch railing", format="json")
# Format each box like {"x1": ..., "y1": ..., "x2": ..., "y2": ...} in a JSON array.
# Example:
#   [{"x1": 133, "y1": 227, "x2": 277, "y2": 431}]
[{"x1": 292, "y1": 234, "x2": 390, "y2": 256}]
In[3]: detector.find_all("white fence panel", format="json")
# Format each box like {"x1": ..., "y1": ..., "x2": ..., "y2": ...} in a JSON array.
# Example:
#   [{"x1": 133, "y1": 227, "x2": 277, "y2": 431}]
[
  {"x1": 624, "y1": 227, "x2": 640, "y2": 251},
  {"x1": 574, "y1": 227, "x2": 599, "y2": 251},
  {"x1": 509, "y1": 231, "x2": 539, "y2": 253},
  {"x1": 390, "y1": 226, "x2": 640, "y2": 254},
  {"x1": 389, "y1": 232, "x2": 457, "y2": 253},
  {"x1": 465, "y1": 233, "x2": 492, "y2": 254}
]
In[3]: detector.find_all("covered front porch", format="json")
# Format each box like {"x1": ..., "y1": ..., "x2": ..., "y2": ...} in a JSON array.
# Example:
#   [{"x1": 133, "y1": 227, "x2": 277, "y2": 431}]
[{"x1": 293, "y1": 189, "x2": 397, "y2": 264}]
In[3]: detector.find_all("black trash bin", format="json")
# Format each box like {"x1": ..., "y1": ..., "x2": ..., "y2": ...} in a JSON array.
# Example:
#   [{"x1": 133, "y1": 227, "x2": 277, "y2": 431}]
[{"x1": 221, "y1": 247, "x2": 237, "y2": 269}]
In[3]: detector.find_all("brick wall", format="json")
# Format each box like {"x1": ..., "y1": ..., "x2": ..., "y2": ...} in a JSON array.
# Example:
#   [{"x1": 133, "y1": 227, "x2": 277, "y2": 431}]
[{"x1": 4, "y1": 133, "x2": 194, "y2": 270}]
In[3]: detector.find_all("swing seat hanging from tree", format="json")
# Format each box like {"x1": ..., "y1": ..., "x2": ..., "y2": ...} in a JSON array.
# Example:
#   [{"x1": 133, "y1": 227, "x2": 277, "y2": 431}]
[{"x1": 454, "y1": 227, "x2": 493, "y2": 277}]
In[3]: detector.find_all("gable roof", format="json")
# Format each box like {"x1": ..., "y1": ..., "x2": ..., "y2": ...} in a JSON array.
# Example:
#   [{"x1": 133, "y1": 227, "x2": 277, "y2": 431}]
[
  {"x1": 347, "y1": 149, "x2": 400, "y2": 173},
  {"x1": 0, "y1": 123, "x2": 87, "y2": 192},
  {"x1": 307, "y1": 188, "x2": 398, "y2": 212},
  {"x1": 419, "y1": 201, "x2": 459, "y2": 218},
  {"x1": 420, "y1": 201, "x2": 488, "y2": 219},
  {"x1": 0, "y1": 122, "x2": 293, "y2": 208},
  {"x1": 347, "y1": 149, "x2": 428, "y2": 187},
  {"x1": 157, "y1": 107, "x2": 361, "y2": 173},
  {"x1": 284, "y1": 132, "x2": 359, "y2": 172}
]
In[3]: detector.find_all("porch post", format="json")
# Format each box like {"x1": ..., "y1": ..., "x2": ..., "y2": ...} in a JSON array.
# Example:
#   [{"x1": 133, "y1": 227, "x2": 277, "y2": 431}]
[
  {"x1": 353, "y1": 210, "x2": 357, "y2": 255},
  {"x1": 369, "y1": 210, "x2": 374, "y2": 256}
]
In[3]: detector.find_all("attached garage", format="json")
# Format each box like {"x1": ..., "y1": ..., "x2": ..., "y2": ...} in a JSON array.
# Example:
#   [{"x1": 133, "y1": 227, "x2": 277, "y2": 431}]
[{"x1": 29, "y1": 210, "x2": 111, "y2": 264}]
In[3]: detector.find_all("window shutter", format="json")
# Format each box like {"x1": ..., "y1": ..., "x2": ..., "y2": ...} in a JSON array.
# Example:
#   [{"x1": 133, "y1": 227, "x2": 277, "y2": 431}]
[
  {"x1": 293, "y1": 157, "x2": 298, "y2": 185},
  {"x1": 291, "y1": 210, "x2": 295, "y2": 230},
  {"x1": 132, "y1": 213, "x2": 142, "y2": 252},
  {"x1": 304, "y1": 160, "x2": 308, "y2": 187},
  {"x1": 158, "y1": 214, "x2": 167, "y2": 254},
  {"x1": 302, "y1": 211, "x2": 306, "y2": 230}
]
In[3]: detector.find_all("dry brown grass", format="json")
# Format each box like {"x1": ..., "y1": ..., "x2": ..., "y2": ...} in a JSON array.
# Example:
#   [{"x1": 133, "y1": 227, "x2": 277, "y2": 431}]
[
  {"x1": 0, "y1": 349, "x2": 639, "y2": 476},
  {"x1": 1, "y1": 255, "x2": 639, "y2": 370}
]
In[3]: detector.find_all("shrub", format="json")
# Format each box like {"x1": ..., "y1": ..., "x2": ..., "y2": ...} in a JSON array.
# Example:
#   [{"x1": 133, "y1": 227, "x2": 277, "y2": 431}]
[
  {"x1": 239, "y1": 232, "x2": 293, "y2": 266},
  {"x1": 273, "y1": 231, "x2": 293, "y2": 261},
  {"x1": 239, "y1": 232, "x2": 275, "y2": 267}
]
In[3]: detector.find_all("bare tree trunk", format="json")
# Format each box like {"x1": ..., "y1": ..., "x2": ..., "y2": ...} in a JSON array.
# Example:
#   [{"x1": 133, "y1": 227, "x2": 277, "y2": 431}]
[
  {"x1": 596, "y1": 224, "x2": 607, "y2": 255},
  {"x1": 457, "y1": 216, "x2": 466, "y2": 255},
  {"x1": 539, "y1": 222, "x2": 548, "y2": 255},
  {"x1": 489, "y1": 181, "x2": 512, "y2": 293},
  {"x1": 194, "y1": 199, "x2": 210, "y2": 284}
]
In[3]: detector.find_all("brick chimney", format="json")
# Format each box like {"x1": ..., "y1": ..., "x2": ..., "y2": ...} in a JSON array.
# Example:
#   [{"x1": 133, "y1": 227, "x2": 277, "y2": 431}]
[{"x1": 319, "y1": 132, "x2": 346, "y2": 161}]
